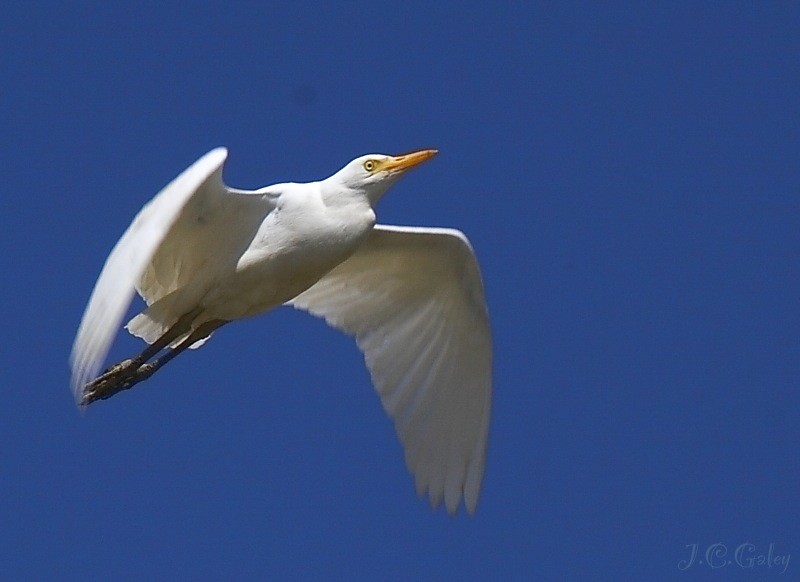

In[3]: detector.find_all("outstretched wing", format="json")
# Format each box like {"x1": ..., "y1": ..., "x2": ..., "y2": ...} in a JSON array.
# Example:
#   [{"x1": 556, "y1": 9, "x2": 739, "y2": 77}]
[
  {"x1": 288, "y1": 225, "x2": 492, "y2": 514},
  {"x1": 69, "y1": 148, "x2": 230, "y2": 404}
]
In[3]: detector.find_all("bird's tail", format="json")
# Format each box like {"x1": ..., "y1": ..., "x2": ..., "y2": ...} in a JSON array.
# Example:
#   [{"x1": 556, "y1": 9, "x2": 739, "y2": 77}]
[{"x1": 126, "y1": 292, "x2": 213, "y2": 349}]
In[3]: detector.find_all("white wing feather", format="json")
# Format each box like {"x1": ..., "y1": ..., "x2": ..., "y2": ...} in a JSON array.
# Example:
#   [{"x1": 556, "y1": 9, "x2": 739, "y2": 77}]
[
  {"x1": 288, "y1": 225, "x2": 492, "y2": 514},
  {"x1": 69, "y1": 148, "x2": 229, "y2": 404}
]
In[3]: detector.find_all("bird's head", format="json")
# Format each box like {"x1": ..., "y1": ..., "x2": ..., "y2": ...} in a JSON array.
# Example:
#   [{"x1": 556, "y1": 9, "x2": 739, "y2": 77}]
[{"x1": 327, "y1": 148, "x2": 438, "y2": 206}]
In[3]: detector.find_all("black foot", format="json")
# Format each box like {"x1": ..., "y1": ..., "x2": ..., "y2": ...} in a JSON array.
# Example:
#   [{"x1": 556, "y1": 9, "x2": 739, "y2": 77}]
[{"x1": 81, "y1": 360, "x2": 153, "y2": 405}]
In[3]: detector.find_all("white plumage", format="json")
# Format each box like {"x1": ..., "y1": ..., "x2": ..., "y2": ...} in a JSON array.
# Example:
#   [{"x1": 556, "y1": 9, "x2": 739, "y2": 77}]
[{"x1": 70, "y1": 148, "x2": 492, "y2": 514}]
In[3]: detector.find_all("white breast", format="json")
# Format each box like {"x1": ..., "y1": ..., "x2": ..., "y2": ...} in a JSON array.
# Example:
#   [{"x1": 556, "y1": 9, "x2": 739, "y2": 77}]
[{"x1": 200, "y1": 184, "x2": 376, "y2": 321}]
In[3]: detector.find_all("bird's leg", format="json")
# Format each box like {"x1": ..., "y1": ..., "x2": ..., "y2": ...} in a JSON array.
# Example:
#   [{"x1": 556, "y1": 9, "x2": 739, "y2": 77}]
[
  {"x1": 81, "y1": 318, "x2": 227, "y2": 405},
  {"x1": 81, "y1": 307, "x2": 203, "y2": 404},
  {"x1": 98, "y1": 307, "x2": 205, "y2": 380}
]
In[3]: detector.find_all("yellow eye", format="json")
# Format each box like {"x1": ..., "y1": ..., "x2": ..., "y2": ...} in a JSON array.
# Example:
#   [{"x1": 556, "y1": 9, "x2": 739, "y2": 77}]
[{"x1": 363, "y1": 159, "x2": 376, "y2": 172}]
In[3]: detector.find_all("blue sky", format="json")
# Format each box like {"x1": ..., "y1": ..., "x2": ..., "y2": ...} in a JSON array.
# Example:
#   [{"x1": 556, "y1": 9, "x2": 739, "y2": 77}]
[{"x1": 2, "y1": 2, "x2": 799, "y2": 579}]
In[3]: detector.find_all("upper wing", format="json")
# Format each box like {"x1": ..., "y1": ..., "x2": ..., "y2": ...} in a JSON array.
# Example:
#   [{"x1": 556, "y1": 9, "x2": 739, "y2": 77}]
[
  {"x1": 288, "y1": 225, "x2": 492, "y2": 514},
  {"x1": 70, "y1": 148, "x2": 232, "y2": 403}
]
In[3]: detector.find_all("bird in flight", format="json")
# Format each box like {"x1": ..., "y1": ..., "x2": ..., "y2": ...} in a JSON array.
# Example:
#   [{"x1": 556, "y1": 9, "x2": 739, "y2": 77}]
[{"x1": 70, "y1": 148, "x2": 492, "y2": 514}]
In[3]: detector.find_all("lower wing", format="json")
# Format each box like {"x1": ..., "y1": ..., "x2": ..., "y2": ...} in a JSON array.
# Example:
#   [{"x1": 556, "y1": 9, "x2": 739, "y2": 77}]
[{"x1": 288, "y1": 224, "x2": 492, "y2": 514}]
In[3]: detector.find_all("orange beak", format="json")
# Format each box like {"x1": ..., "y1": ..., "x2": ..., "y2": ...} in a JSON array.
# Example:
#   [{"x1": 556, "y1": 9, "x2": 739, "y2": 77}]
[{"x1": 382, "y1": 149, "x2": 438, "y2": 173}]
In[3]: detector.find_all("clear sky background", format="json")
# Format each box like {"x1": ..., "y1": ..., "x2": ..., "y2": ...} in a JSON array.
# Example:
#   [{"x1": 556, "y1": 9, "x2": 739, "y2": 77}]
[{"x1": 2, "y1": 2, "x2": 799, "y2": 580}]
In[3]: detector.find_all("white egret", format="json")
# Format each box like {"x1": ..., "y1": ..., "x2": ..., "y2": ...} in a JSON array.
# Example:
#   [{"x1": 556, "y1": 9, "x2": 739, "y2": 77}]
[{"x1": 70, "y1": 148, "x2": 492, "y2": 514}]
